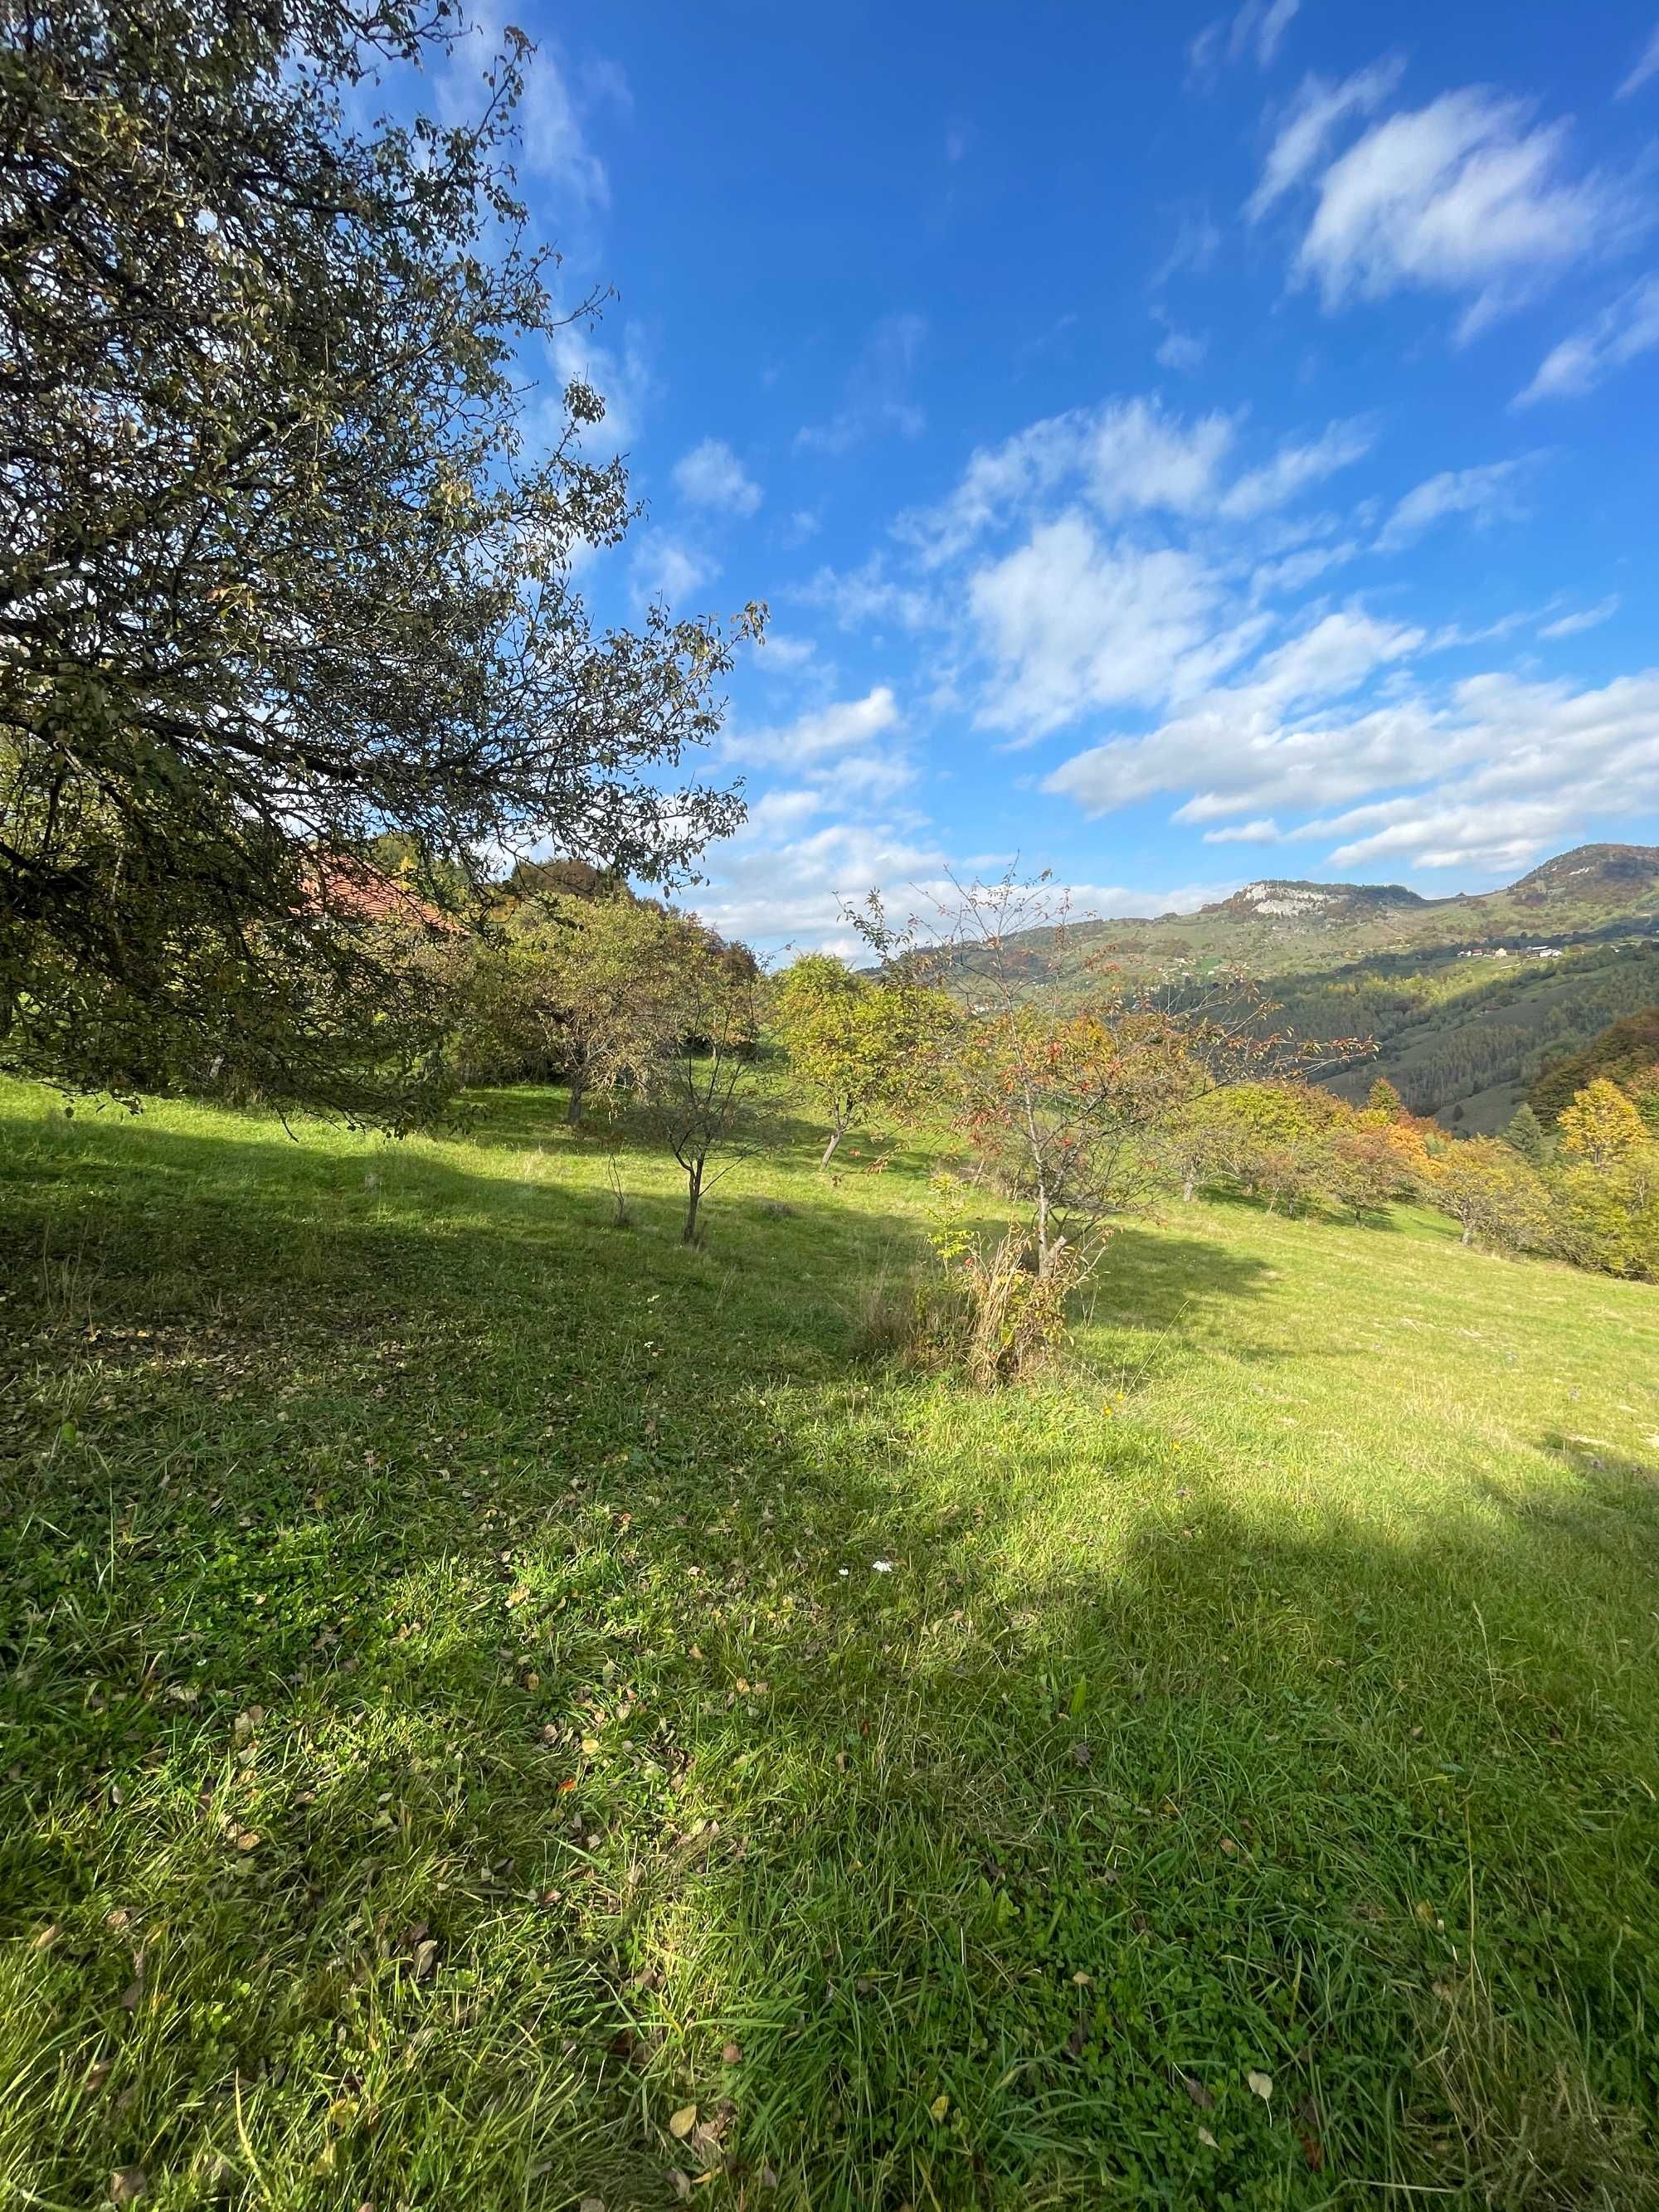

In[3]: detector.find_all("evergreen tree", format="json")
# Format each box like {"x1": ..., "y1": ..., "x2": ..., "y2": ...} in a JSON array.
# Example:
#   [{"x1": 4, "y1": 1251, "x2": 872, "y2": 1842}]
[{"x1": 1503, "y1": 1103, "x2": 1548, "y2": 1164}]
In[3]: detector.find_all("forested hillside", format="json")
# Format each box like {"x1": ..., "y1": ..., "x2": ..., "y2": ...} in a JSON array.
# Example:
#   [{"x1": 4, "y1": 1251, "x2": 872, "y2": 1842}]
[
  {"x1": 1530, "y1": 1002, "x2": 1659, "y2": 1122},
  {"x1": 930, "y1": 847, "x2": 1659, "y2": 1134},
  {"x1": 1312, "y1": 940, "x2": 1659, "y2": 1130}
]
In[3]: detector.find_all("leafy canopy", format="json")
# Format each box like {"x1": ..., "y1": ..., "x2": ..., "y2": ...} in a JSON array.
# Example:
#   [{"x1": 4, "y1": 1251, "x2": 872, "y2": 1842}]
[
  {"x1": 0, "y1": 0, "x2": 758, "y2": 1121},
  {"x1": 771, "y1": 952, "x2": 953, "y2": 1162}
]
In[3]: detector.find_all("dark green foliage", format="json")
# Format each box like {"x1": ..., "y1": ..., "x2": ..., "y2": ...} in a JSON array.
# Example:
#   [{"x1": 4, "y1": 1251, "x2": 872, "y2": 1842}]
[
  {"x1": 1504, "y1": 1104, "x2": 1548, "y2": 1164},
  {"x1": 1530, "y1": 1004, "x2": 1659, "y2": 1125},
  {"x1": 0, "y1": 0, "x2": 756, "y2": 1120}
]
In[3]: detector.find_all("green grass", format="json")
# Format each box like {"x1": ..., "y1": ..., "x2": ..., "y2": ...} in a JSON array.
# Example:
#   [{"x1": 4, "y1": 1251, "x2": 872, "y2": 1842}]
[{"x1": 2, "y1": 1079, "x2": 1657, "y2": 2210}]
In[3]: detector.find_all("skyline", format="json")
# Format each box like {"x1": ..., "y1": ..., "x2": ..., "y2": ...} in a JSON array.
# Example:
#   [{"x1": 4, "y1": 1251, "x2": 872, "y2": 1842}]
[{"x1": 428, "y1": 2, "x2": 1659, "y2": 946}]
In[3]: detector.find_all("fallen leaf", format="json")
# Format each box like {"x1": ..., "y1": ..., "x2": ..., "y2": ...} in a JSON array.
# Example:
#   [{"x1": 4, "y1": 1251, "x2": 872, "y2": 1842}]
[
  {"x1": 579, "y1": 2199, "x2": 605, "y2": 2212},
  {"x1": 411, "y1": 1938, "x2": 439, "y2": 1981},
  {"x1": 1197, "y1": 2126, "x2": 1219, "y2": 2149},
  {"x1": 668, "y1": 2104, "x2": 698, "y2": 2140},
  {"x1": 1247, "y1": 2069, "x2": 1273, "y2": 2103},
  {"x1": 109, "y1": 2172, "x2": 148, "y2": 2205},
  {"x1": 721, "y1": 2041, "x2": 742, "y2": 2064},
  {"x1": 1181, "y1": 2074, "x2": 1215, "y2": 2110},
  {"x1": 669, "y1": 2172, "x2": 692, "y2": 2203},
  {"x1": 928, "y1": 2093, "x2": 950, "y2": 2122}
]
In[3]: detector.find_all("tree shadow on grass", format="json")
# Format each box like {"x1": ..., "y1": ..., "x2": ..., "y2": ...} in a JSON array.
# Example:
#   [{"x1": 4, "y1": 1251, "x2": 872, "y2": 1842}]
[
  {"x1": 1466, "y1": 1433, "x2": 1659, "y2": 1566},
  {"x1": 2, "y1": 1099, "x2": 1655, "y2": 2210}
]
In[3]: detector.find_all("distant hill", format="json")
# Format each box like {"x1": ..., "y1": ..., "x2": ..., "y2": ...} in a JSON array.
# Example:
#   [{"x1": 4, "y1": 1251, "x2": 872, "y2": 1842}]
[
  {"x1": 1078, "y1": 844, "x2": 1659, "y2": 981},
  {"x1": 941, "y1": 845, "x2": 1659, "y2": 1133}
]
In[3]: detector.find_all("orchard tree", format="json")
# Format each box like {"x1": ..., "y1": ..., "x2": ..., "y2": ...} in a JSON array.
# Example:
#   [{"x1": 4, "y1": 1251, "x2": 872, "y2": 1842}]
[
  {"x1": 0, "y1": 0, "x2": 758, "y2": 1121},
  {"x1": 1428, "y1": 1137, "x2": 1552, "y2": 1252},
  {"x1": 1159, "y1": 1092, "x2": 1239, "y2": 1203},
  {"x1": 772, "y1": 952, "x2": 953, "y2": 1166},
  {"x1": 850, "y1": 871, "x2": 1296, "y2": 1277},
  {"x1": 505, "y1": 897, "x2": 698, "y2": 1124},
  {"x1": 1558, "y1": 1079, "x2": 1645, "y2": 1171},
  {"x1": 1205, "y1": 1082, "x2": 1345, "y2": 1216},
  {"x1": 1323, "y1": 1117, "x2": 1428, "y2": 1222},
  {"x1": 643, "y1": 942, "x2": 771, "y2": 1245}
]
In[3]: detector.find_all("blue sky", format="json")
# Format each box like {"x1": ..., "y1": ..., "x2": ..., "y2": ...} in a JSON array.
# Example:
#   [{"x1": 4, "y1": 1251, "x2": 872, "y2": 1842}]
[{"x1": 431, "y1": 2, "x2": 1659, "y2": 947}]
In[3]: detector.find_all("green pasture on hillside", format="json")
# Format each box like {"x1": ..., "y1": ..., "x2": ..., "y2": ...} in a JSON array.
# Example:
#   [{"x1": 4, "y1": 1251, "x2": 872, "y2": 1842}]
[{"x1": 2, "y1": 1081, "x2": 1657, "y2": 2208}]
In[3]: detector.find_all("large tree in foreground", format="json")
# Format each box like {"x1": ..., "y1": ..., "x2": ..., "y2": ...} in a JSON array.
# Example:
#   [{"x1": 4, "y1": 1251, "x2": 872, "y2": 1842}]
[{"x1": 0, "y1": 0, "x2": 756, "y2": 1121}]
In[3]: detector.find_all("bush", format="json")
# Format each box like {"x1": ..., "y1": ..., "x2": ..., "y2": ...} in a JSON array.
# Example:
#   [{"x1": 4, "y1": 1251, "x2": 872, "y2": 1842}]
[{"x1": 951, "y1": 1227, "x2": 1087, "y2": 1388}]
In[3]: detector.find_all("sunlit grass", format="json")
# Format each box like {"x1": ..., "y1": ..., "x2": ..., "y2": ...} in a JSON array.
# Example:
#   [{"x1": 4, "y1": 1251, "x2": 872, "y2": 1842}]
[{"x1": 2, "y1": 1079, "x2": 1657, "y2": 2208}]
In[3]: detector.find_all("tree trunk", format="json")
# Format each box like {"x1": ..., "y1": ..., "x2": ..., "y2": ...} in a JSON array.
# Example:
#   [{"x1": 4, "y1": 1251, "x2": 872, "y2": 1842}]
[
  {"x1": 683, "y1": 1163, "x2": 703, "y2": 1244},
  {"x1": 1182, "y1": 1172, "x2": 1195, "y2": 1202},
  {"x1": 1461, "y1": 1221, "x2": 1473, "y2": 1246},
  {"x1": 567, "y1": 1072, "x2": 586, "y2": 1125},
  {"x1": 820, "y1": 1120, "x2": 846, "y2": 1169}
]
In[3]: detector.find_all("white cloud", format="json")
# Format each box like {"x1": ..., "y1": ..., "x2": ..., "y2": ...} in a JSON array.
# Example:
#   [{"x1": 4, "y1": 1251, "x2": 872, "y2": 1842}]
[
  {"x1": 698, "y1": 810, "x2": 1227, "y2": 949},
  {"x1": 1250, "y1": 0, "x2": 1301, "y2": 68},
  {"x1": 1154, "y1": 319, "x2": 1209, "y2": 372},
  {"x1": 1374, "y1": 455, "x2": 1540, "y2": 552},
  {"x1": 1152, "y1": 206, "x2": 1224, "y2": 285},
  {"x1": 672, "y1": 438, "x2": 761, "y2": 516},
  {"x1": 434, "y1": 15, "x2": 620, "y2": 207},
  {"x1": 968, "y1": 515, "x2": 1228, "y2": 739},
  {"x1": 695, "y1": 814, "x2": 947, "y2": 950},
  {"x1": 1284, "y1": 86, "x2": 1634, "y2": 340},
  {"x1": 724, "y1": 686, "x2": 902, "y2": 770},
  {"x1": 630, "y1": 534, "x2": 718, "y2": 608},
  {"x1": 1514, "y1": 275, "x2": 1659, "y2": 404},
  {"x1": 1618, "y1": 23, "x2": 1659, "y2": 98},
  {"x1": 1042, "y1": 609, "x2": 1427, "y2": 815},
  {"x1": 1250, "y1": 538, "x2": 1360, "y2": 598},
  {"x1": 1087, "y1": 398, "x2": 1239, "y2": 516},
  {"x1": 1036, "y1": 625, "x2": 1659, "y2": 879},
  {"x1": 1247, "y1": 60, "x2": 1406, "y2": 221},
  {"x1": 1538, "y1": 596, "x2": 1620, "y2": 639},
  {"x1": 754, "y1": 630, "x2": 818, "y2": 671},
  {"x1": 797, "y1": 557, "x2": 939, "y2": 634},
  {"x1": 795, "y1": 314, "x2": 927, "y2": 455},
  {"x1": 1319, "y1": 795, "x2": 1574, "y2": 873},
  {"x1": 1218, "y1": 417, "x2": 1377, "y2": 518},
  {"x1": 898, "y1": 396, "x2": 1371, "y2": 568},
  {"x1": 1189, "y1": 0, "x2": 1301, "y2": 85}
]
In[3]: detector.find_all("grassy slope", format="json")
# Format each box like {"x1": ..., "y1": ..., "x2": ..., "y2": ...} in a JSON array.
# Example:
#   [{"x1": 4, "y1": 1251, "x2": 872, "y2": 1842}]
[{"x1": 2, "y1": 1082, "x2": 1657, "y2": 2210}]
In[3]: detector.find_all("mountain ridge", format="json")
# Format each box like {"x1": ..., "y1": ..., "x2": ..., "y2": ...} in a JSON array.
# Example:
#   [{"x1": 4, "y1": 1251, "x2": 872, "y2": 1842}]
[{"x1": 1084, "y1": 843, "x2": 1659, "y2": 975}]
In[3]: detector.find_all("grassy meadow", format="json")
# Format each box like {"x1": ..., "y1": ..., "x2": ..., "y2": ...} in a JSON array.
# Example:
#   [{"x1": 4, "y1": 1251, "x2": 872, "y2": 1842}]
[{"x1": 2, "y1": 1077, "x2": 1657, "y2": 2209}]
